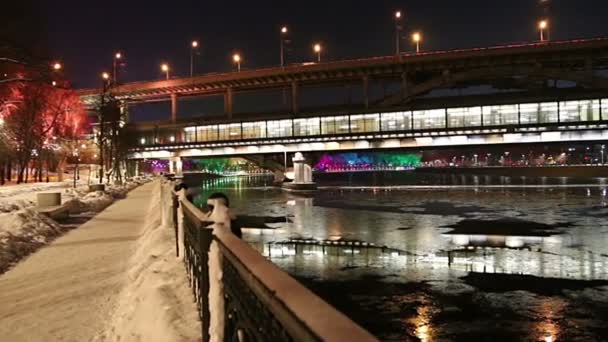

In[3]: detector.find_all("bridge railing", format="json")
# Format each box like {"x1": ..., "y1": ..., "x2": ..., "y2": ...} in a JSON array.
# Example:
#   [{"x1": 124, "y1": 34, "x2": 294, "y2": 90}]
[{"x1": 169, "y1": 185, "x2": 377, "y2": 342}]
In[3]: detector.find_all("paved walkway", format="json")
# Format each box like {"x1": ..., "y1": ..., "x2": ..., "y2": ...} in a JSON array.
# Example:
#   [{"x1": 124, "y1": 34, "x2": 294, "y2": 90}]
[{"x1": 0, "y1": 182, "x2": 155, "y2": 342}]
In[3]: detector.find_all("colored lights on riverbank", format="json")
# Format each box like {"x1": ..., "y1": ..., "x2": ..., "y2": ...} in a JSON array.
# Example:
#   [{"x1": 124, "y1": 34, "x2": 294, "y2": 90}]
[{"x1": 315, "y1": 152, "x2": 422, "y2": 172}]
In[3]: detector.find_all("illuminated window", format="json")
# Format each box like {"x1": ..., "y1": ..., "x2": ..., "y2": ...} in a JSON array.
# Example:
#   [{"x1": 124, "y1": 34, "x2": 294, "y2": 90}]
[
  {"x1": 381, "y1": 111, "x2": 411, "y2": 131},
  {"x1": 294, "y1": 118, "x2": 320, "y2": 136},
  {"x1": 267, "y1": 119, "x2": 292, "y2": 137},
  {"x1": 196, "y1": 125, "x2": 218, "y2": 142},
  {"x1": 413, "y1": 109, "x2": 445, "y2": 130},
  {"x1": 350, "y1": 114, "x2": 380, "y2": 133},
  {"x1": 321, "y1": 116, "x2": 349, "y2": 134},
  {"x1": 242, "y1": 121, "x2": 266, "y2": 139},
  {"x1": 560, "y1": 100, "x2": 600, "y2": 122},
  {"x1": 483, "y1": 104, "x2": 518, "y2": 126},
  {"x1": 538, "y1": 102, "x2": 558, "y2": 123},
  {"x1": 447, "y1": 107, "x2": 482, "y2": 128},
  {"x1": 218, "y1": 123, "x2": 241, "y2": 140},
  {"x1": 183, "y1": 127, "x2": 196, "y2": 142}
]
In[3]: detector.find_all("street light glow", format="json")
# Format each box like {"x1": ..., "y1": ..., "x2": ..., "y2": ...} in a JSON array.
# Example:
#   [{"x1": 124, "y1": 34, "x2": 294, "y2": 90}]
[
  {"x1": 539, "y1": 19, "x2": 548, "y2": 30},
  {"x1": 161, "y1": 63, "x2": 169, "y2": 72},
  {"x1": 395, "y1": 11, "x2": 402, "y2": 19},
  {"x1": 314, "y1": 43, "x2": 321, "y2": 53},
  {"x1": 412, "y1": 32, "x2": 421, "y2": 42},
  {"x1": 102, "y1": 72, "x2": 110, "y2": 80},
  {"x1": 115, "y1": 52, "x2": 122, "y2": 59},
  {"x1": 233, "y1": 54, "x2": 241, "y2": 63},
  {"x1": 53, "y1": 62, "x2": 62, "y2": 71},
  {"x1": 192, "y1": 40, "x2": 198, "y2": 48},
  {"x1": 281, "y1": 26, "x2": 288, "y2": 34}
]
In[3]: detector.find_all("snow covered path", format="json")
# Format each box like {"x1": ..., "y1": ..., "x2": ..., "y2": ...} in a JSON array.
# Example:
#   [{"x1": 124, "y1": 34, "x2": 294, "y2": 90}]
[{"x1": 0, "y1": 182, "x2": 155, "y2": 341}]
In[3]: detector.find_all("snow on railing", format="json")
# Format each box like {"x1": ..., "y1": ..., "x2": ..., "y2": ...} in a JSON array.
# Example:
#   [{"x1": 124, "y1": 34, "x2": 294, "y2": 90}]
[{"x1": 163, "y1": 183, "x2": 377, "y2": 342}]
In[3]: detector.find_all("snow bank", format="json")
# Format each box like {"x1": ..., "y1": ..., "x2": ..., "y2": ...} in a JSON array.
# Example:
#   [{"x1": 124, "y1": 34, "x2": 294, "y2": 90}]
[
  {"x1": 0, "y1": 177, "x2": 152, "y2": 274},
  {"x1": 94, "y1": 180, "x2": 200, "y2": 342},
  {"x1": 0, "y1": 208, "x2": 66, "y2": 274}
]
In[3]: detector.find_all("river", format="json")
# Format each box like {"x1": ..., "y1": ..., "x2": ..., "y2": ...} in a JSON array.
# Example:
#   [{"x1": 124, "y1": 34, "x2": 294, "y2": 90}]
[{"x1": 191, "y1": 173, "x2": 608, "y2": 341}]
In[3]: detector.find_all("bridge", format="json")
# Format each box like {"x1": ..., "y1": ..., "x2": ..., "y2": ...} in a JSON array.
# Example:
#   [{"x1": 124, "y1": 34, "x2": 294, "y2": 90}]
[{"x1": 78, "y1": 38, "x2": 608, "y2": 167}]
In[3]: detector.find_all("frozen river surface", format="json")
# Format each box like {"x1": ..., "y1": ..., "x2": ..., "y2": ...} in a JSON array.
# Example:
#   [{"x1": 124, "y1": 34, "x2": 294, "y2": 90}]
[{"x1": 195, "y1": 176, "x2": 608, "y2": 341}]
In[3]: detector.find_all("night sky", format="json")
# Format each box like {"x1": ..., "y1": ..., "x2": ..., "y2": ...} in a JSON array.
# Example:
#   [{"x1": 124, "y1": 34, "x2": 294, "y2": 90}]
[{"x1": 40, "y1": 0, "x2": 608, "y2": 90}]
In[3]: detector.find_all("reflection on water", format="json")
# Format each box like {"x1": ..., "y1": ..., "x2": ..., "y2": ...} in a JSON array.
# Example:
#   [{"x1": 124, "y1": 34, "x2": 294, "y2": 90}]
[{"x1": 193, "y1": 175, "x2": 608, "y2": 341}]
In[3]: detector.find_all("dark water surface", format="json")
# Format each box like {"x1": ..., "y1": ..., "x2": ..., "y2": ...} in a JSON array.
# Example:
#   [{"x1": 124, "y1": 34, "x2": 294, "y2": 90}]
[{"x1": 194, "y1": 175, "x2": 608, "y2": 341}]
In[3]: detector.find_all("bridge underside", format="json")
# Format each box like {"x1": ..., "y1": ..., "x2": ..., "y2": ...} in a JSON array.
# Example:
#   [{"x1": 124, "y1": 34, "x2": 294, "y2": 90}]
[{"x1": 132, "y1": 126, "x2": 608, "y2": 160}]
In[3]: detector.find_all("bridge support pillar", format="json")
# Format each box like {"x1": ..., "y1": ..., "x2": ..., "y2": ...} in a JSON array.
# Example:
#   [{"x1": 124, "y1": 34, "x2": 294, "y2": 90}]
[
  {"x1": 121, "y1": 102, "x2": 130, "y2": 123},
  {"x1": 169, "y1": 157, "x2": 183, "y2": 176},
  {"x1": 171, "y1": 93, "x2": 178, "y2": 123},
  {"x1": 363, "y1": 76, "x2": 370, "y2": 108},
  {"x1": 224, "y1": 88, "x2": 234, "y2": 118},
  {"x1": 291, "y1": 81, "x2": 299, "y2": 114}
]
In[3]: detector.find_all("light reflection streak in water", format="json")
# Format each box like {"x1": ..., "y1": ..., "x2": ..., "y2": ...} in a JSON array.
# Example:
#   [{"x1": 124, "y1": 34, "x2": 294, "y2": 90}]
[
  {"x1": 535, "y1": 299, "x2": 563, "y2": 342},
  {"x1": 408, "y1": 302, "x2": 436, "y2": 342}
]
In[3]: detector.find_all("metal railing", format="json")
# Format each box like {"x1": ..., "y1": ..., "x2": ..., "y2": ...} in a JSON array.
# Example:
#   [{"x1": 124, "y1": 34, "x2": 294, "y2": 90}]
[{"x1": 169, "y1": 185, "x2": 377, "y2": 342}]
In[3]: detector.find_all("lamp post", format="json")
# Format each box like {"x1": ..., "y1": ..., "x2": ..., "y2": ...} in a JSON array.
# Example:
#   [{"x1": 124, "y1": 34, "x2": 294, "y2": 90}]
[
  {"x1": 190, "y1": 41, "x2": 198, "y2": 77},
  {"x1": 280, "y1": 26, "x2": 288, "y2": 67},
  {"x1": 161, "y1": 63, "x2": 170, "y2": 80},
  {"x1": 539, "y1": 19, "x2": 548, "y2": 41},
  {"x1": 394, "y1": 11, "x2": 403, "y2": 55},
  {"x1": 314, "y1": 43, "x2": 322, "y2": 62},
  {"x1": 113, "y1": 52, "x2": 122, "y2": 83},
  {"x1": 233, "y1": 54, "x2": 241, "y2": 72},
  {"x1": 601, "y1": 145, "x2": 605, "y2": 165},
  {"x1": 53, "y1": 62, "x2": 62, "y2": 71},
  {"x1": 98, "y1": 72, "x2": 111, "y2": 184},
  {"x1": 412, "y1": 32, "x2": 422, "y2": 53}
]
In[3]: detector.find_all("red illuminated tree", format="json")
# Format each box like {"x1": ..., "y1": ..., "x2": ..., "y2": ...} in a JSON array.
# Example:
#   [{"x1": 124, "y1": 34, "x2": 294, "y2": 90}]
[{"x1": 1, "y1": 82, "x2": 87, "y2": 183}]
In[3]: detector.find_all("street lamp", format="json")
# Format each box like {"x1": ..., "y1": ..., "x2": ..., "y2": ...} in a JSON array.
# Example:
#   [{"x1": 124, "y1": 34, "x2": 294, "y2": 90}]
[
  {"x1": 53, "y1": 62, "x2": 62, "y2": 71},
  {"x1": 395, "y1": 11, "x2": 403, "y2": 55},
  {"x1": 601, "y1": 145, "x2": 606, "y2": 165},
  {"x1": 539, "y1": 19, "x2": 548, "y2": 41},
  {"x1": 190, "y1": 40, "x2": 199, "y2": 77},
  {"x1": 233, "y1": 53, "x2": 241, "y2": 72},
  {"x1": 161, "y1": 63, "x2": 170, "y2": 80},
  {"x1": 313, "y1": 43, "x2": 322, "y2": 62},
  {"x1": 280, "y1": 26, "x2": 288, "y2": 67},
  {"x1": 412, "y1": 32, "x2": 422, "y2": 53},
  {"x1": 113, "y1": 52, "x2": 122, "y2": 83},
  {"x1": 102, "y1": 72, "x2": 110, "y2": 82}
]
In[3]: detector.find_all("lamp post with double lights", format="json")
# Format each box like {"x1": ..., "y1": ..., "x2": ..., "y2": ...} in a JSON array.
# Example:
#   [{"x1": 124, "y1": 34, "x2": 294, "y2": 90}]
[
  {"x1": 161, "y1": 63, "x2": 170, "y2": 80},
  {"x1": 190, "y1": 41, "x2": 198, "y2": 77},
  {"x1": 412, "y1": 32, "x2": 422, "y2": 53},
  {"x1": 313, "y1": 43, "x2": 322, "y2": 63},
  {"x1": 233, "y1": 54, "x2": 241, "y2": 72},
  {"x1": 280, "y1": 26, "x2": 288, "y2": 67},
  {"x1": 539, "y1": 20, "x2": 549, "y2": 41},
  {"x1": 395, "y1": 11, "x2": 403, "y2": 55},
  {"x1": 113, "y1": 52, "x2": 122, "y2": 83}
]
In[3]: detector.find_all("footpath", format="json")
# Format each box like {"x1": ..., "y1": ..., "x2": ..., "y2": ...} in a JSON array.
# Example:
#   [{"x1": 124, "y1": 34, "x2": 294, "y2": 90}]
[{"x1": 0, "y1": 182, "x2": 155, "y2": 341}]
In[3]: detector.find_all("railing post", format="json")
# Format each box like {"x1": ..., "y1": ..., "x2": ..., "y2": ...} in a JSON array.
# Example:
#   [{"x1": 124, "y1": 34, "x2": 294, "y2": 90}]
[
  {"x1": 199, "y1": 227, "x2": 213, "y2": 342},
  {"x1": 172, "y1": 192, "x2": 179, "y2": 257}
]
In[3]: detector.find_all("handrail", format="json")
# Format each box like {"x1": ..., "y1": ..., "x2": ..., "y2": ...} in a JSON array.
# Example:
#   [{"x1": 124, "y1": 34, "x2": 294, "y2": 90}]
[
  {"x1": 173, "y1": 190, "x2": 378, "y2": 342},
  {"x1": 214, "y1": 228, "x2": 377, "y2": 341}
]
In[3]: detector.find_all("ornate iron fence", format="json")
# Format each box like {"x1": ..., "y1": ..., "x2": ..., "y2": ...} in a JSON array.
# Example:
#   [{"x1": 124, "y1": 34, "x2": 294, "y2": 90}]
[{"x1": 171, "y1": 187, "x2": 377, "y2": 342}]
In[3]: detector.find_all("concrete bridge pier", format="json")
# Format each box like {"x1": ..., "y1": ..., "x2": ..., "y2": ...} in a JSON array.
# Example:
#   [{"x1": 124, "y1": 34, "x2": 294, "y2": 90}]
[{"x1": 169, "y1": 157, "x2": 183, "y2": 176}]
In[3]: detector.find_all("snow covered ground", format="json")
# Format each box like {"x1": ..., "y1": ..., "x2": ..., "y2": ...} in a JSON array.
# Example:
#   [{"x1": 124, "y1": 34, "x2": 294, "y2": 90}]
[
  {"x1": 0, "y1": 179, "x2": 199, "y2": 341},
  {"x1": 94, "y1": 180, "x2": 200, "y2": 342},
  {"x1": 0, "y1": 177, "x2": 151, "y2": 274}
]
